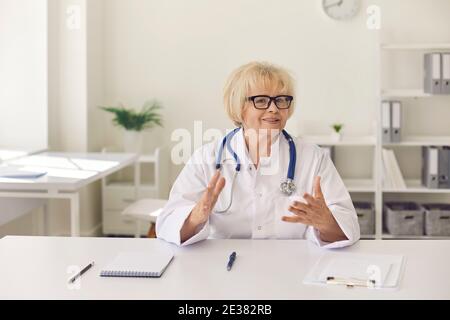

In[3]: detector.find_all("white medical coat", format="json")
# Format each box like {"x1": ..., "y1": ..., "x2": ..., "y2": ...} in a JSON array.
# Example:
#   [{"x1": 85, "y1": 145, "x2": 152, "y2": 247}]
[{"x1": 156, "y1": 129, "x2": 360, "y2": 248}]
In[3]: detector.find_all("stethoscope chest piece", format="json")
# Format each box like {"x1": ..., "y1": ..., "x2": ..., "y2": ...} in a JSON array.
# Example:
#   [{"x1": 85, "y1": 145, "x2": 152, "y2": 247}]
[{"x1": 280, "y1": 179, "x2": 296, "y2": 196}]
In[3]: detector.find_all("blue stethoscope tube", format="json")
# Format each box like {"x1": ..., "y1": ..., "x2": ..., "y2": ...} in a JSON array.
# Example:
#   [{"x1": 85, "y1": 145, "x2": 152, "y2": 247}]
[{"x1": 214, "y1": 127, "x2": 297, "y2": 214}]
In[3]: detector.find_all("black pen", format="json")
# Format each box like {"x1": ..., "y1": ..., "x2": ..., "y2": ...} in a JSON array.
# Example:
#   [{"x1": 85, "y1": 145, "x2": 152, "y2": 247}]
[
  {"x1": 227, "y1": 252, "x2": 236, "y2": 271},
  {"x1": 68, "y1": 262, "x2": 94, "y2": 284}
]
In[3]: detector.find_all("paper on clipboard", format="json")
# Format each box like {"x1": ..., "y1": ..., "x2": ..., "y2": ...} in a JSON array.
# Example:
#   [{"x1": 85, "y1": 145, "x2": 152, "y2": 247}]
[{"x1": 303, "y1": 252, "x2": 405, "y2": 289}]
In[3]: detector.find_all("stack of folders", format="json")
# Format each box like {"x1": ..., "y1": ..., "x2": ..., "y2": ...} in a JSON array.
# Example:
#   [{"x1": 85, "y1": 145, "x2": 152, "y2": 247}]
[
  {"x1": 424, "y1": 53, "x2": 450, "y2": 95},
  {"x1": 382, "y1": 148, "x2": 406, "y2": 189},
  {"x1": 422, "y1": 146, "x2": 450, "y2": 189},
  {"x1": 381, "y1": 101, "x2": 402, "y2": 143},
  {"x1": 303, "y1": 252, "x2": 405, "y2": 289}
]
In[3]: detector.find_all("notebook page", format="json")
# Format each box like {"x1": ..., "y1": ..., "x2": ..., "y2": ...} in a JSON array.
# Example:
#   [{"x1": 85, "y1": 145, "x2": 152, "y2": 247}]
[{"x1": 101, "y1": 251, "x2": 174, "y2": 277}]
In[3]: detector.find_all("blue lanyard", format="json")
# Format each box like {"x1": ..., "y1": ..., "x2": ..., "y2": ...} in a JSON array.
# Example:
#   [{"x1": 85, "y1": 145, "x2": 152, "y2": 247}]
[{"x1": 282, "y1": 129, "x2": 297, "y2": 181}]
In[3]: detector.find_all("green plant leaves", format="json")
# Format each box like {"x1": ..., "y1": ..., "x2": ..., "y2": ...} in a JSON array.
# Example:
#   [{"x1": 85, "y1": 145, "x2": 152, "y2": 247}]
[
  {"x1": 332, "y1": 123, "x2": 343, "y2": 133},
  {"x1": 100, "y1": 101, "x2": 163, "y2": 132}
]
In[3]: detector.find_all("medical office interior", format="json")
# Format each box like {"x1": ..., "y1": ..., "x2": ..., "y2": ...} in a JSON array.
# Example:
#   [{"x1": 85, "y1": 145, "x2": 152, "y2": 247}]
[{"x1": 1, "y1": 0, "x2": 450, "y2": 300}]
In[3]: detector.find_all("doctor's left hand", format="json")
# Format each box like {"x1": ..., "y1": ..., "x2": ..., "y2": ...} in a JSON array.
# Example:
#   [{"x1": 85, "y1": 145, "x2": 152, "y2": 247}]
[{"x1": 282, "y1": 176, "x2": 348, "y2": 243}]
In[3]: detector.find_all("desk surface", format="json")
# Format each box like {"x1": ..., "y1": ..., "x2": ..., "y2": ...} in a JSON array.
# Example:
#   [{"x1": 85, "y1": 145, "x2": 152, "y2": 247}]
[
  {"x1": 0, "y1": 147, "x2": 46, "y2": 162},
  {"x1": 1, "y1": 236, "x2": 450, "y2": 300},
  {"x1": 0, "y1": 152, "x2": 138, "y2": 191}
]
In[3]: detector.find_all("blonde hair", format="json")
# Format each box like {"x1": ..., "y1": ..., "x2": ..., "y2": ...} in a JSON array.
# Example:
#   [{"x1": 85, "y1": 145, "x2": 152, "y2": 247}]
[{"x1": 223, "y1": 61, "x2": 296, "y2": 127}]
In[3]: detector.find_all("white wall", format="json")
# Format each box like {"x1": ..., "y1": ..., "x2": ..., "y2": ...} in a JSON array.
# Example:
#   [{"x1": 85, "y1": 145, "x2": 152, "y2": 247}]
[
  {"x1": 46, "y1": 0, "x2": 104, "y2": 236},
  {"x1": 0, "y1": 0, "x2": 48, "y2": 234},
  {"x1": 0, "y1": 0, "x2": 48, "y2": 150},
  {"x1": 103, "y1": 0, "x2": 377, "y2": 153},
  {"x1": 100, "y1": 0, "x2": 448, "y2": 184},
  {"x1": 51, "y1": 0, "x2": 88, "y2": 152}
]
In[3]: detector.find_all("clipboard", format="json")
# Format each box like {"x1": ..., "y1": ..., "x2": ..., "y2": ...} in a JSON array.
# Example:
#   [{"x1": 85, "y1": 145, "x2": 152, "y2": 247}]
[{"x1": 303, "y1": 252, "x2": 405, "y2": 289}]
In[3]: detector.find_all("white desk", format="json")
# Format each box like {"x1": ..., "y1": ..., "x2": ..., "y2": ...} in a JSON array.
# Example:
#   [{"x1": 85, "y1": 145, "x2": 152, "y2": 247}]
[
  {"x1": 1, "y1": 236, "x2": 450, "y2": 299},
  {"x1": 0, "y1": 147, "x2": 46, "y2": 162},
  {"x1": 0, "y1": 152, "x2": 138, "y2": 236}
]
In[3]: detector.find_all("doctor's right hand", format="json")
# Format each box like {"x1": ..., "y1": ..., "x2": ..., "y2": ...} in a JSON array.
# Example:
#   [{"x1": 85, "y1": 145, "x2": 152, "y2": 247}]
[
  {"x1": 190, "y1": 170, "x2": 226, "y2": 225},
  {"x1": 180, "y1": 171, "x2": 226, "y2": 243}
]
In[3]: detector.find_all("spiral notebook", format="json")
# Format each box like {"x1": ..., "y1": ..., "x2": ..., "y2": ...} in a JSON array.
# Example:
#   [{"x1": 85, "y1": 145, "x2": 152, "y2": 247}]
[{"x1": 100, "y1": 251, "x2": 174, "y2": 278}]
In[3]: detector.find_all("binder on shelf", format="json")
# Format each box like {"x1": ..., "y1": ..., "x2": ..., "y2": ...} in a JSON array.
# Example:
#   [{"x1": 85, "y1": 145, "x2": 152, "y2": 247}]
[
  {"x1": 422, "y1": 146, "x2": 439, "y2": 189},
  {"x1": 391, "y1": 101, "x2": 402, "y2": 143},
  {"x1": 381, "y1": 101, "x2": 391, "y2": 143},
  {"x1": 442, "y1": 53, "x2": 450, "y2": 94},
  {"x1": 438, "y1": 146, "x2": 450, "y2": 188},
  {"x1": 382, "y1": 148, "x2": 406, "y2": 189},
  {"x1": 424, "y1": 53, "x2": 442, "y2": 94},
  {"x1": 388, "y1": 149, "x2": 406, "y2": 189},
  {"x1": 382, "y1": 149, "x2": 395, "y2": 188}
]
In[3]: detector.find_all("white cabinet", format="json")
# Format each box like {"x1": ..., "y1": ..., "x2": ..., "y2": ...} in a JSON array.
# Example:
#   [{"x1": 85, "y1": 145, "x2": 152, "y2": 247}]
[{"x1": 101, "y1": 148, "x2": 169, "y2": 236}]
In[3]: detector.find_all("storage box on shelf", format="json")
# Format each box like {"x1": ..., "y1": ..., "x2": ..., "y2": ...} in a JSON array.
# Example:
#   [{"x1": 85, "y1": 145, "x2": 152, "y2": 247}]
[
  {"x1": 423, "y1": 203, "x2": 450, "y2": 236},
  {"x1": 381, "y1": 202, "x2": 450, "y2": 239},
  {"x1": 354, "y1": 201, "x2": 375, "y2": 237},
  {"x1": 384, "y1": 202, "x2": 424, "y2": 236},
  {"x1": 101, "y1": 147, "x2": 169, "y2": 236}
]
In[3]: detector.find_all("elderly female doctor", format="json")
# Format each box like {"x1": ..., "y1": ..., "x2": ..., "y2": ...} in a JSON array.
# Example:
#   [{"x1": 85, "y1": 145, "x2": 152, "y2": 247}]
[{"x1": 156, "y1": 61, "x2": 360, "y2": 248}]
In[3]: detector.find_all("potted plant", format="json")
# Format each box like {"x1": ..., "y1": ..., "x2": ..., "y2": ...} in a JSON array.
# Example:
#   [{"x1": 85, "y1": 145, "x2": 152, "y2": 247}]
[
  {"x1": 100, "y1": 100, "x2": 163, "y2": 153},
  {"x1": 331, "y1": 123, "x2": 343, "y2": 141}
]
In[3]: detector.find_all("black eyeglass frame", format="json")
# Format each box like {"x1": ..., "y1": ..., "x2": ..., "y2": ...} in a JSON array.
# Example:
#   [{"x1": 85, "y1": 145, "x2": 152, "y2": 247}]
[{"x1": 247, "y1": 95, "x2": 294, "y2": 110}]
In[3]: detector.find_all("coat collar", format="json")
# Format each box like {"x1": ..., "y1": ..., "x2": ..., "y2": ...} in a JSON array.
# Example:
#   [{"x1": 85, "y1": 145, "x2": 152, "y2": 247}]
[{"x1": 221, "y1": 128, "x2": 285, "y2": 169}]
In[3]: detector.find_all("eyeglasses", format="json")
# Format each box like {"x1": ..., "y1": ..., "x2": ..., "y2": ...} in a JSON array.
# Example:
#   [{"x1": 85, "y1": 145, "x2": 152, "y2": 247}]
[{"x1": 247, "y1": 95, "x2": 294, "y2": 110}]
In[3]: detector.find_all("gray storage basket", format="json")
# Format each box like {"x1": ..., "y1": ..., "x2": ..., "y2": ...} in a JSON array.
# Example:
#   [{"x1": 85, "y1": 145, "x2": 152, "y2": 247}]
[
  {"x1": 354, "y1": 201, "x2": 375, "y2": 236},
  {"x1": 422, "y1": 203, "x2": 450, "y2": 236},
  {"x1": 384, "y1": 202, "x2": 424, "y2": 236}
]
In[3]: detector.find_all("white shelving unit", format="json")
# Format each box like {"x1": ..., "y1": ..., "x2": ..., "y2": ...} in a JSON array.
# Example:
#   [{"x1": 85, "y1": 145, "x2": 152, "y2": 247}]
[
  {"x1": 381, "y1": 89, "x2": 432, "y2": 98},
  {"x1": 383, "y1": 179, "x2": 450, "y2": 194},
  {"x1": 382, "y1": 234, "x2": 450, "y2": 240},
  {"x1": 101, "y1": 147, "x2": 169, "y2": 236},
  {"x1": 381, "y1": 43, "x2": 450, "y2": 51},
  {"x1": 304, "y1": 41, "x2": 450, "y2": 240},
  {"x1": 376, "y1": 41, "x2": 450, "y2": 240},
  {"x1": 301, "y1": 135, "x2": 376, "y2": 146},
  {"x1": 343, "y1": 179, "x2": 376, "y2": 193},
  {"x1": 383, "y1": 136, "x2": 450, "y2": 147}
]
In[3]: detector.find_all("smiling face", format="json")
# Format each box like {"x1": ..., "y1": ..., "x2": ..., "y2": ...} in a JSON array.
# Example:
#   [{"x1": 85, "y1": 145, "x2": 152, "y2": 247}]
[
  {"x1": 241, "y1": 84, "x2": 290, "y2": 134},
  {"x1": 223, "y1": 62, "x2": 296, "y2": 133}
]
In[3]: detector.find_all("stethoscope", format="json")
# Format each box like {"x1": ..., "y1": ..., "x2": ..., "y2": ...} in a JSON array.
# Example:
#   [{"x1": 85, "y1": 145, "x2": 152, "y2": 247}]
[{"x1": 214, "y1": 127, "x2": 297, "y2": 214}]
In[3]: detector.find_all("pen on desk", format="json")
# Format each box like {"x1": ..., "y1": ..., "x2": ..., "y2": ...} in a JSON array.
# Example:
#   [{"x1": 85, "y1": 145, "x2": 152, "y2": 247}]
[
  {"x1": 68, "y1": 262, "x2": 94, "y2": 283},
  {"x1": 326, "y1": 276, "x2": 376, "y2": 288},
  {"x1": 227, "y1": 251, "x2": 236, "y2": 271}
]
